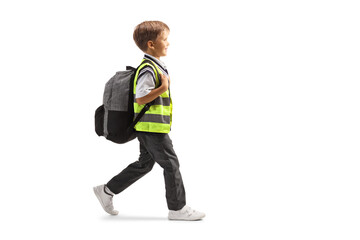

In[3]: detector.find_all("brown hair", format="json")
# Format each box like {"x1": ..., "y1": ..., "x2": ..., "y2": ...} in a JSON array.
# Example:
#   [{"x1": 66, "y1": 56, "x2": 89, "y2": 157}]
[{"x1": 133, "y1": 21, "x2": 170, "y2": 52}]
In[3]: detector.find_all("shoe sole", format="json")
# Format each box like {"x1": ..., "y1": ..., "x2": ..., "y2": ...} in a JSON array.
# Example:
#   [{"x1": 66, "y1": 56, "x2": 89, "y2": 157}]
[
  {"x1": 168, "y1": 214, "x2": 205, "y2": 221},
  {"x1": 93, "y1": 186, "x2": 118, "y2": 215},
  {"x1": 168, "y1": 217, "x2": 204, "y2": 221}
]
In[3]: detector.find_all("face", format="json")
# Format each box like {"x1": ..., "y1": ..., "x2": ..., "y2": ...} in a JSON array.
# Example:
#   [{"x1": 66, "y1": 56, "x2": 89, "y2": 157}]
[{"x1": 149, "y1": 30, "x2": 170, "y2": 59}]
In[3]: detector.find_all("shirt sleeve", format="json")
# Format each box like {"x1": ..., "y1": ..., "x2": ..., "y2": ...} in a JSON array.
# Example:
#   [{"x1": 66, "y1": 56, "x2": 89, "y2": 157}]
[{"x1": 135, "y1": 67, "x2": 156, "y2": 99}]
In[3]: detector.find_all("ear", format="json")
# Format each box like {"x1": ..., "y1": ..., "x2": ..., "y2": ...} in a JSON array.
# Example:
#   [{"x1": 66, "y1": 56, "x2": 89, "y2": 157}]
[{"x1": 147, "y1": 40, "x2": 155, "y2": 50}]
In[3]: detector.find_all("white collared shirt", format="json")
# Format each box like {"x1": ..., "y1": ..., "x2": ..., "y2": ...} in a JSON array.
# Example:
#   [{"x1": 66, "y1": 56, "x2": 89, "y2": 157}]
[{"x1": 135, "y1": 54, "x2": 169, "y2": 99}]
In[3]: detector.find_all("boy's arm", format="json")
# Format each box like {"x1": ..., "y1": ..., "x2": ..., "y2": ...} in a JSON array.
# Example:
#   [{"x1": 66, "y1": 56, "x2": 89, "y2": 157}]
[{"x1": 136, "y1": 74, "x2": 170, "y2": 105}]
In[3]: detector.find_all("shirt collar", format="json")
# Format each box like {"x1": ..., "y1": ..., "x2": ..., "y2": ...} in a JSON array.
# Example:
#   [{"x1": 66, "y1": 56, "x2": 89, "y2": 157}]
[{"x1": 144, "y1": 53, "x2": 167, "y2": 71}]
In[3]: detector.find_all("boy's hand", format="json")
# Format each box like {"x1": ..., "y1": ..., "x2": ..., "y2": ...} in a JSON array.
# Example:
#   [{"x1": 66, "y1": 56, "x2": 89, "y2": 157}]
[{"x1": 160, "y1": 74, "x2": 170, "y2": 90}]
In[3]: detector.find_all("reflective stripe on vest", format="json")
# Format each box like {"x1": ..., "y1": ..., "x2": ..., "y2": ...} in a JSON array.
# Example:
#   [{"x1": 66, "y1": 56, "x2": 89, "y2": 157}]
[
  {"x1": 133, "y1": 95, "x2": 171, "y2": 106},
  {"x1": 133, "y1": 59, "x2": 172, "y2": 133}
]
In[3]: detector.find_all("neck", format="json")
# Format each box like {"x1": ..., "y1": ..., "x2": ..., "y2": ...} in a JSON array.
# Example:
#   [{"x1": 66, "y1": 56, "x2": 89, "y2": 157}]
[{"x1": 145, "y1": 51, "x2": 160, "y2": 60}]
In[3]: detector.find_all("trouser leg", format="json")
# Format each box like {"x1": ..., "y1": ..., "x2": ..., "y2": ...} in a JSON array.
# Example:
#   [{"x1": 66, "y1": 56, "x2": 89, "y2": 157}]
[
  {"x1": 106, "y1": 143, "x2": 155, "y2": 194},
  {"x1": 137, "y1": 132, "x2": 186, "y2": 211}
]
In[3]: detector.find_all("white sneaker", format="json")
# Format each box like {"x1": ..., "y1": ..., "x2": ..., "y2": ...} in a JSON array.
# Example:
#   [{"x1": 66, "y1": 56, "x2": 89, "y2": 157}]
[
  {"x1": 168, "y1": 205, "x2": 205, "y2": 221},
  {"x1": 93, "y1": 184, "x2": 119, "y2": 215}
]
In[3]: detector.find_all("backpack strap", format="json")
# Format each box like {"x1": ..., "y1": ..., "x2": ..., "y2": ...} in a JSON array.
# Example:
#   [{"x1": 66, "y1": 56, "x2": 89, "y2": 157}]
[{"x1": 129, "y1": 103, "x2": 151, "y2": 129}]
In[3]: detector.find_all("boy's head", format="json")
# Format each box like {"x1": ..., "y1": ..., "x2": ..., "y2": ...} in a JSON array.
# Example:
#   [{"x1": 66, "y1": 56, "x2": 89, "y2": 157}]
[{"x1": 133, "y1": 21, "x2": 170, "y2": 59}]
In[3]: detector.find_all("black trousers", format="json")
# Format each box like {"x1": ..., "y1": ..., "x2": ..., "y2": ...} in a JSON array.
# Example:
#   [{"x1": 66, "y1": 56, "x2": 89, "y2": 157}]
[{"x1": 106, "y1": 132, "x2": 186, "y2": 211}]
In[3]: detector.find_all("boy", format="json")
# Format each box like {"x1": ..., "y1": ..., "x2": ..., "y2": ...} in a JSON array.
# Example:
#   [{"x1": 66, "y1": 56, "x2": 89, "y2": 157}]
[{"x1": 93, "y1": 21, "x2": 205, "y2": 221}]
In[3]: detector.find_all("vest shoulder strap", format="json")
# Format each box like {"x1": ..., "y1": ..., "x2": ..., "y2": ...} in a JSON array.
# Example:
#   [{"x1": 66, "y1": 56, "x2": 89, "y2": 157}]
[{"x1": 137, "y1": 59, "x2": 162, "y2": 85}]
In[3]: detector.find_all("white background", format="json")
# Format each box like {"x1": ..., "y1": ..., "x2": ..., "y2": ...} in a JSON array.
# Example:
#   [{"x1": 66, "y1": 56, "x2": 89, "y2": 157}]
[{"x1": 0, "y1": 0, "x2": 359, "y2": 239}]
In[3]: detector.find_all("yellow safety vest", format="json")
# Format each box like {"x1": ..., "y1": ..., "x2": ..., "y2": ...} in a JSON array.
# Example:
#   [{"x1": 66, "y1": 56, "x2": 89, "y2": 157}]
[{"x1": 133, "y1": 59, "x2": 172, "y2": 133}]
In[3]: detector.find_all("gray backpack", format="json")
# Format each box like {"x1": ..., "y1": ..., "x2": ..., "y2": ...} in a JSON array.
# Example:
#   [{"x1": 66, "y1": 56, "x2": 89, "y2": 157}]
[{"x1": 95, "y1": 60, "x2": 158, "y2": 144}]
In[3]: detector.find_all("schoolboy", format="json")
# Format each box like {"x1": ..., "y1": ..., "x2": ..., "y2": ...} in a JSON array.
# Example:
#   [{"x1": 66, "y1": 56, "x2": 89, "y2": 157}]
[{"x1": 93, "y1": 21, "x2": 205, "y2": 221}]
